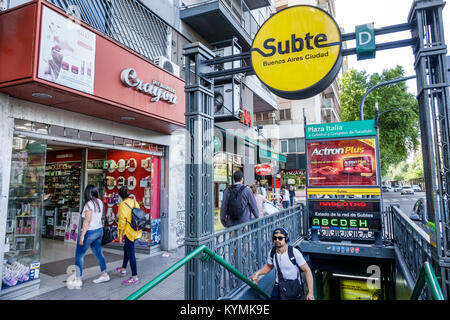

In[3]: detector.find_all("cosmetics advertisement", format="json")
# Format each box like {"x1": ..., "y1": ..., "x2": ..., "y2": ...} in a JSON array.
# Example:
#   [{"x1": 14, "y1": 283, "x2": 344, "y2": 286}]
[
  {"x1": 38, "y1": 6, "x2": 96, "y2": 94},
  {"x1": 307, "y1": 138, "x2": 378, "y2": 186}
]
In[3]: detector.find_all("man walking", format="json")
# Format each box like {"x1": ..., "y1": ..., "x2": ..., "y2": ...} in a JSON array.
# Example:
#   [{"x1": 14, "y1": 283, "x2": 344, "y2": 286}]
[
  {"x1": 220, "y1": 170, "x2": 259, "y2": 227},
  {"x1": 251, "y1": 227, "x2": 314, "y2": 300}
]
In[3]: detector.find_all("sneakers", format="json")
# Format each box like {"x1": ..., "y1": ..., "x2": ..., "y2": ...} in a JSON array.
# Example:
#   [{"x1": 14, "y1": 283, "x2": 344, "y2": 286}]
[
  {"x1": 116, "y1": 267, "x2": 127, "y2": 277},
  {"x1": 67, "y1": 278, "x2": 82, "y2": 290},
  {"x1": 93, "y1": 274, "x2": 110, "y2": 284},
  {"x1": 122, "y1": 277, "x2": 139, "y2": 285}
]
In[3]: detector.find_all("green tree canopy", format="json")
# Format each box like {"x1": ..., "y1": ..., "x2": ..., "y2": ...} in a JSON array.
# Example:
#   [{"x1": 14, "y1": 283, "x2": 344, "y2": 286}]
[{"x1": 339, "y1": 66, "x2": 420, "y2": 176}]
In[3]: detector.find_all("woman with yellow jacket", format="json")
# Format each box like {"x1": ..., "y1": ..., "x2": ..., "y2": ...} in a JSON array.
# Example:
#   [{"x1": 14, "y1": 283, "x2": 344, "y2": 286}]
[{"x1": 116, "y1": 186, "x2": 142, "y2": 285}]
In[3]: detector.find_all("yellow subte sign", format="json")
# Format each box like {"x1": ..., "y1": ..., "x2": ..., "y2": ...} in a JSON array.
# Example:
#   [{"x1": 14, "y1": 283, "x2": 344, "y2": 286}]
[{"x1": 251, "y1": 6, "x2": 342, "y2": 99}]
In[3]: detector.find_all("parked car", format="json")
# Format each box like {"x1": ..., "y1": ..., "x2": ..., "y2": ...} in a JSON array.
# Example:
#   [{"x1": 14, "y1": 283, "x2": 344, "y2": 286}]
[
  {"x1": 401, "y1": 186, "x2": 414, "y2": 195},
  {"x1": 393, "y1": 186, "x2": 403, "y2": 192},
  {"x1": 382, "y1": 186, "x2": 393, "y2": 192},
  {"x1": 412, "y1": 185, "x2": 422, "y2": 192}
]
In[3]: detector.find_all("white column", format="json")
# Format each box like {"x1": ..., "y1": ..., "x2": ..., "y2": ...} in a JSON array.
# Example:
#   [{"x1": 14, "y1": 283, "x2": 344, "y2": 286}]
[{"x1": 0, "y1": 93, "x2": 14, "y2": 294}]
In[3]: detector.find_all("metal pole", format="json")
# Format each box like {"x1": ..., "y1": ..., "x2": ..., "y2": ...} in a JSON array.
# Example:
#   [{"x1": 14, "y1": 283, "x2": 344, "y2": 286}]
[
  {"x1": 183, "y1": 42, "x2": 216, "y2": 300},
  {"x1": 359, "y1": 75, "x2": 416, "y2": 120}
]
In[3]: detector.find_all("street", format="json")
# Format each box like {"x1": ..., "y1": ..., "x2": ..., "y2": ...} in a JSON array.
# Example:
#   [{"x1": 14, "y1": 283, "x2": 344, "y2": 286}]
[{"x1": 381, "y1": 191, "x2": 426, "y2": 217}]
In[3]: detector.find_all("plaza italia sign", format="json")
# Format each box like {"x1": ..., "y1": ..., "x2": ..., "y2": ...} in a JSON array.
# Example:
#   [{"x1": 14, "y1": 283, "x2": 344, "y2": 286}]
[
  {"x1": 120, "y1": 68, "x2": 177, "y2": 104},
  {"x1": 251, "y1": 5, "x2": 343, "y2": 99}
]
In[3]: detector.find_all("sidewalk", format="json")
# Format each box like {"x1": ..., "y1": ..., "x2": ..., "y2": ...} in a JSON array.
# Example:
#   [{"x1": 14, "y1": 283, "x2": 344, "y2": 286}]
[{"x1": 22, "y1": 246, "x2": 186, "y2": 300}]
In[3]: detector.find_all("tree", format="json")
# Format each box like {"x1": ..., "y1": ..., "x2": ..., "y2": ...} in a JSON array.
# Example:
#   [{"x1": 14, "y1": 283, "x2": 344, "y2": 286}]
[{"x1": 339, "y1": 66, "x2": 420, "y2": 176}]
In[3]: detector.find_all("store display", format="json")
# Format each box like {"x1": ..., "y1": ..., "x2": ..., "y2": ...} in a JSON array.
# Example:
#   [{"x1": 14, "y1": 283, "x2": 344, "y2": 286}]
[
  {"x1": 107, "y1": 159, "x2": 117, "y2": 173},
  {"x1": 127, "y1": 176, "x2": 137, "y2": 190},
  {"x1": 4, "y1": 138, "x2": 45, "y2": 289},
  {"x1": 117, "y1": 159, "x2": 126, "y2": 172},
  {"x1": 127, "y1": 158, "x2": 137, "y2": 172},
  {"x1": 44, "y1": 162, "x2": 81, "y2": 208},
  {"x1": 64, "y1": 211, "x2": 80, "y2": 244}
]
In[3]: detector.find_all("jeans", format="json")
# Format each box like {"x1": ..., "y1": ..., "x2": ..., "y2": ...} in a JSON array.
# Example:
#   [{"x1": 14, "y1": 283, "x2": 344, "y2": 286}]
[
  {"x1": 122, "y1": 235, "x2": 137, "y2": 276},
  {"x1": 75, "y1": 228, "x2": 107, "y2": 278},
  {"x1": 290, "y1": 197, "x2": 294, "y2": 207},
  {"x1": 282, "y1": 201, "x2": 290, "y2": 209},
  {"x1": 271, "y1": 284, "x2": 280, "y2": 300}
]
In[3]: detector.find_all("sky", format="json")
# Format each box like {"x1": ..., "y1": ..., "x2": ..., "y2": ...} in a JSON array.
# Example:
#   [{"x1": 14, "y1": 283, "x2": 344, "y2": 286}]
[{"x1": 334, "y1": 0, "x2": 450, "y2": 95}]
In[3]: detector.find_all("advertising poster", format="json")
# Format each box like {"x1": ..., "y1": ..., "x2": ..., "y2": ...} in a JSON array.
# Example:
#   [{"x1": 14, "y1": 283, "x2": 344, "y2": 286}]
[
  {"x1": 340, "y1": 279, "x2": 381, "y2": 300},
  {"x1": 307, "y1": 138, "x2": 378, "y2": 186},
  {"x1": 38, "y1": 6, "x2": 96, "y2": 94},
  {"x1": 308, "y1": 200, "x2": 381, "y2": 241}
]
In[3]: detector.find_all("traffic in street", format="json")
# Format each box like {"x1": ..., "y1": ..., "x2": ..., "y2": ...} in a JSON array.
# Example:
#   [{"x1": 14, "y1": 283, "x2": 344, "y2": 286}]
[{"x1": 381, "y1": 190, "x2": 426, "y2": 217}]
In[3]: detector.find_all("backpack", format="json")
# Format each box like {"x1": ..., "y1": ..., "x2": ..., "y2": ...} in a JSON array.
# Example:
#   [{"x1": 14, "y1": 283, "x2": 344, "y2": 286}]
[
  {"x1": 270, "y1": 245, "x2": 306, "y2": 295},
  {"x1": 124, "y1": 200, "x2": 150, "y2": 231},
  {"x1": 227, "y1": 184, "x2": 247, "y2": 220}
]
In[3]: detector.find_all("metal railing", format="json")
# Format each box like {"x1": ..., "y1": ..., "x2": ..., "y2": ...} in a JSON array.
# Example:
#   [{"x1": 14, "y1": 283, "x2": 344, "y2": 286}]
[
  {"x1": 182, "y1": 0, "x2": 262, "y2": 40},
  {"x1": 126, "y1": 204, "x2": 306, "y2": 300},
  {"x1": 46, "y1": 0, "x2": 188, "y2": 67},
  {"x1": 125, "y1": 244, "x2": 271, "y2": 300},
  {"x1": 390, "y1": 205, "x2": 444, "y2": 299},
  {"x1": 211, "y1": 204, "x2": 307, "y2": 298},
  {"x1": 410, "y1": 261, "x2": 445, "y2": 300}
]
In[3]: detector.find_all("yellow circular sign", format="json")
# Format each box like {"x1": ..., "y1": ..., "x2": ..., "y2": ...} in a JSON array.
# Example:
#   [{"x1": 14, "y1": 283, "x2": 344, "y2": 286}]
[{"x1": 251, "y1": 6, "x2": 342, "y2": 99}]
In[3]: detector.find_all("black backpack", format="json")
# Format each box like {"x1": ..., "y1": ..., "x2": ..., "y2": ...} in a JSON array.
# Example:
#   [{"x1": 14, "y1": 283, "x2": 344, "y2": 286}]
[
  {"x1": 270, "y1": 245, "x2": 306, "y2": 295},
  {"x1": 125, "y1": 200, "x2": 150, "y2": 231},
  {"x1": 227, "y1": 184, "x2": 247, "y2": 220}
]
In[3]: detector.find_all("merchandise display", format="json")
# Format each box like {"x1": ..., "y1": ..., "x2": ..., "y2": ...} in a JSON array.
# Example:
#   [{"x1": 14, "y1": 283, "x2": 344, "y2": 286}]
[
  {"x1": 3, "y1": 143, "x2": 162, "y2": 291},
  {"x1": 103, "y1": 150, "x2": 160, "y2": 248},
  {"x1": 43, "y1": 161, "x2": 81, "y2": 240},
  {"x1": 4, "y1": 137, "x2": 45, "y2": 289}
]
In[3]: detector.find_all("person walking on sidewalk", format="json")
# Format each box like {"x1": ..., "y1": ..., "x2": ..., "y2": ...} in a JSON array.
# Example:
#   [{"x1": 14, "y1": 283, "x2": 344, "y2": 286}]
[
  {"x1": 289, "y1": 186, "x2": 296, "y2": 207},
  {"x1": 116, "y1": 186, "x2": 142, "y2": 285},
  {"x1": 251, "y1": 185, "x2": 268, "y2": 217},
  {"x1": 251, "y1": 227, "x2": 314, "y2": 300},
  {"x1": 70, "y1": 185, "x2": 110, "y2": 288},
  {"x1": 280, "y1": 186, "x2": 290, "y2": 209},
  {"x1": 220, "y1": 170, "x2": 259, "y2": 227}
]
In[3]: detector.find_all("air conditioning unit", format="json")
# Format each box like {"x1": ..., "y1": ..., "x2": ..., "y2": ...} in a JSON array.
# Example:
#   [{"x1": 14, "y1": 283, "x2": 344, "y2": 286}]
[
  {"x1": 154, "y1": 56, "x2": 180, "y2": 77},
  {"x1": 213, "y1": 45, "x2": 241, "y2": 72},
  {"x1": 214, "y1": 82, "x2": 241, "y2": 121}
]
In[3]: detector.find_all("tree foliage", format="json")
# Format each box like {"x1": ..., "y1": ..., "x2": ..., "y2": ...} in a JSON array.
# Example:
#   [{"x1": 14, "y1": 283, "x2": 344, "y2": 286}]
[{"x1": 339, "y1": 66, "x2": 420, "y2": 176}]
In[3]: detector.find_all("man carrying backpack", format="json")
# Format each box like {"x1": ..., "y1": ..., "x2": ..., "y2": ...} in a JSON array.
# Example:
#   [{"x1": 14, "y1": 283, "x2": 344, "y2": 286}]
[
  {"x1": 251, "y1": 227, "x2": 315, "y2": 300},
  {"x1": 220, "y1": 170, "x2": 259, "y2": 227}
]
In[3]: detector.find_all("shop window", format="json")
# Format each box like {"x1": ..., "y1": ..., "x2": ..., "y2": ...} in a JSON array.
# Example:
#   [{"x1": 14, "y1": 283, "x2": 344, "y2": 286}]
[{"x1": 3, "y1": 136, "x2": 46, "y2": 290}]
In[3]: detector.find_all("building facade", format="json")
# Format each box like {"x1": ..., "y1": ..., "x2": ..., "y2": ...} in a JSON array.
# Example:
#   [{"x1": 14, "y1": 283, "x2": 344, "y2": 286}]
[{"x1": 0, "y1": 0, "x2": 281, "y2": 298}]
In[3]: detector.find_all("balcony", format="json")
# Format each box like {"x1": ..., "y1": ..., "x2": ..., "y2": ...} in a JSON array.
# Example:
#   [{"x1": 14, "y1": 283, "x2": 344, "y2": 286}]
[
  {"x1": 321, "y1": 97, "x2": 340, "y2": 123},
  {"x1": 180, "y1": 0, "x2": 263, "y2": 51}
]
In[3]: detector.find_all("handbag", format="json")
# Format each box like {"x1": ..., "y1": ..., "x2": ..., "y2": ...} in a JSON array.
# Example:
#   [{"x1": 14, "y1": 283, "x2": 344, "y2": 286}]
[
  {"x1": 274, "y1": 250, "x2": 305, "y2": 300},
  {"x1": 102, "y1": 226, "x2": 114, "y2": 245}
]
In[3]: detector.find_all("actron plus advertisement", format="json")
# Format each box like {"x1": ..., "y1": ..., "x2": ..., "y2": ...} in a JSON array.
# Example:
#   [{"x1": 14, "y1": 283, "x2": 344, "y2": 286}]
[{"x1": 307, "y1": 138, "x2": 378, "y2": 186}]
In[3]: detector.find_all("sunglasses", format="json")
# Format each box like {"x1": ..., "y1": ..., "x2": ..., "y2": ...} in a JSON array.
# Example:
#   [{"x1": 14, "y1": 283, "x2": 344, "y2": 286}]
[{"x1": 272, "y1": 236, "x2": 286, "y2": 241}]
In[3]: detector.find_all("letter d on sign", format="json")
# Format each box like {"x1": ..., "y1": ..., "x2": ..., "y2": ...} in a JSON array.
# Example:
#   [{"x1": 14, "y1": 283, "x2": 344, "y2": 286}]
[{"x1": 356, "y1": 22, "x2": 375, "y2": 60}]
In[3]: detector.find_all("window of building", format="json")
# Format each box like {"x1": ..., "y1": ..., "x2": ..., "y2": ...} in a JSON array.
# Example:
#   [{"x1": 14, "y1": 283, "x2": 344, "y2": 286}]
[
  {"x1": 281, "y1": 140, "x2": 288, "y2": 153},
  {"x1": 279, "y1": 109, "x2": 291, "y2": 121},
  {"x1": 281, "y1": 138, "x2": 305, "y2": 153}
]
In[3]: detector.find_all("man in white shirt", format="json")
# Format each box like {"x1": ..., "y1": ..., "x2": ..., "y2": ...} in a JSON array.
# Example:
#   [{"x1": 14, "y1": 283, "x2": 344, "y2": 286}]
[{"x1": 251, "y1": 227, "x2": 314, "y2": 300}]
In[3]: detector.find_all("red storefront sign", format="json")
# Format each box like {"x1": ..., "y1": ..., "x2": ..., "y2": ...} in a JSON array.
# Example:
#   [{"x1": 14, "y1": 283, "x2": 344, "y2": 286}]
[
  {"x1": 255, "y1": 164, "x2": 272, "y2": 176},
  {"x1": 0, "y1": 0, "x2": 185, "y2": 134},
  {"x1": 307, "y1": 138, "x2": 378, "y2": 186}
]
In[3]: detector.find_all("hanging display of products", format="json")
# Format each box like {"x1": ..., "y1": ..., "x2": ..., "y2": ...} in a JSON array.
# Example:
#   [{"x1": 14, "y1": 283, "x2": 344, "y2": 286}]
[{"x1": 103, "y1": 150, "x2": 161, "y2": 248}]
